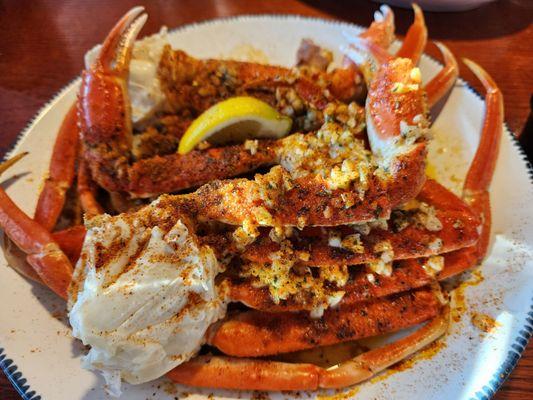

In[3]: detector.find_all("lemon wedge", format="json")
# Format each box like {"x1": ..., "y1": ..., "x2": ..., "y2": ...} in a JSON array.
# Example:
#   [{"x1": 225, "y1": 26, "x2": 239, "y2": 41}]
[{"x1": 178, "y1": 96, "x2": 292, "y2": 154}]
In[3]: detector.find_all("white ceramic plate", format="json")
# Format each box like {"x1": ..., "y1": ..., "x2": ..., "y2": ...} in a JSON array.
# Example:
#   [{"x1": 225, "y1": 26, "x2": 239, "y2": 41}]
[{"x1": 0, "y1": 15, "x2": 532, "y2": 400}]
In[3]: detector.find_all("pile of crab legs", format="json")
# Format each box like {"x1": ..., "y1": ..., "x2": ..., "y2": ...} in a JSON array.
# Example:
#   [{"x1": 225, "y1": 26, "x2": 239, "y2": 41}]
[{"x1": 0, "y1": 4, "x2": 503, "y2": 391}]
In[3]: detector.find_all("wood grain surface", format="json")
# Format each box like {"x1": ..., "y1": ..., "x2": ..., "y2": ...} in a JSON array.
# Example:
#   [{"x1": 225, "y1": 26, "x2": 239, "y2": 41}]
[{"x1": 0, "y1": 0, "x2": 531, "y2": 399}]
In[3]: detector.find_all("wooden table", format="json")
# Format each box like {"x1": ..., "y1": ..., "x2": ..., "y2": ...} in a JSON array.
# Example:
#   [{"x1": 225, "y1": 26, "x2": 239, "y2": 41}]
[{"x1": 0, "y1": 0, "x2": 531, "y2": 398}]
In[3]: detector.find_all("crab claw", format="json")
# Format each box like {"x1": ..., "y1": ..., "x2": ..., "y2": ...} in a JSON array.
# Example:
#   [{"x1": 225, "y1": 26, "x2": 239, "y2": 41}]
[
  {"x1": 359, "y1": 4, "x2": 396, "y2": 49},
  {"x1": 79, "y1": 6, "x2": 148, "y2": 193},
  {"x1": 396, "y1": 4, "x2": 427, "y2": 65},
  {"x1": 341, "y1": 5, "x2": 395, "y2": 82},
  {"x1": 97, "y1": 6, "x2": 147, "y2": 76}
]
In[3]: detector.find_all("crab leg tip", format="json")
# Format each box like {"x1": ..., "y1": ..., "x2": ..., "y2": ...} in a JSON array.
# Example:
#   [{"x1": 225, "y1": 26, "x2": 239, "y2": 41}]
[
  {"x1": 462, "y1": 58, "x2": 499, "y2": 92},
  {"x1": 380, "y1": 4, "x2": 393, "y2": 17},
  {"x1": 98, "y1": 6, "x2": 148, "y2": 73},
  {"x1": 0, "y1": 152, "x2": 29, "y2": 176},
  {"x1": 395, "y1": 2, "x2": 427, "y2": 63}
]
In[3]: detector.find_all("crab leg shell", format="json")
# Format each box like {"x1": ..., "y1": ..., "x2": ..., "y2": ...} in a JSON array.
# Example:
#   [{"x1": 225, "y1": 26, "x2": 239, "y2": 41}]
[
  {"x1": 395, "y1": 4, "x2": 427, "y2": 65},
  {"x1": 77, "y1": 158, "x2": 104, "y2": 217},
  {"x1": 51, "y1": 225, "x2": 86, "y2": 264},
  {"x1": 78, "y1": 7, "x2": 147, "y2": 193},
  {"x1": 425, "y1": 42, "x2": 459, "y2": 108},
  {"x1": 320, "y1": 304, "x2": 449, "y2": 388},
  {"x1": 127, "y1": 141, "x2": 277, "y2": 197},
  {"x1": 359, "y1": 5, "x2": 396, "y2": 50},
  {"x1": 208, "y1": 287, "x2": 441, "y2": 357},
  {"x1": 167, "y1": 355, "x2": 321, "y2": 391},
  {"x1": 34, "y1": 104, "x2": 79, "y2": 231},
  {"x1": 0, "y1": 155, "x2": 73, "y2": 298},
  {"x1": 2, "y1": 234, "x2": 43, "y2": 284}
]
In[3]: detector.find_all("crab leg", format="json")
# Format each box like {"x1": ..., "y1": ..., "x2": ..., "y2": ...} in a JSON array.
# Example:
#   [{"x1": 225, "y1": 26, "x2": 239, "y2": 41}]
[
  {"x1": 78, "y1": 7, "x2": 145, "y2": 193},
  {"x1": 226, "y1": 260, "x2": 433, "y2": 313},
  {"x1": 127, "y1": 142, "x2": 277, "y2": 196},
  {"x1": 168, "y1": 304, "x2": 448, "y2": 391},
  {"x1": 228, "y1": 249, "x2": 472, "y2": 313},
  {"x1": 34, "y1": 104, "x2": 79, "y2": 231},
  {"x1": 240, "y1": 179, "x2": 479, "y2": 267},
  {"x1": 431, "y1": 61, "x2": 504, "y2": 267},
  {"x1": 208, "y1": 287, "x2": 441, "y2": 357},
  {"x1": 0, "y1": 155, "x2": 73, "y2": 299},
  {"x1": 461, "y1": 59, "x2": 503, "y2": 260}
]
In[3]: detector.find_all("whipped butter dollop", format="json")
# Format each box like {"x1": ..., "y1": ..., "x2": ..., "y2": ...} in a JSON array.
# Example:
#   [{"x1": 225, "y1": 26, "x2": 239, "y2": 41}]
[{"x1": 68, "y1": 198, "x2": 227, "y2": 396}]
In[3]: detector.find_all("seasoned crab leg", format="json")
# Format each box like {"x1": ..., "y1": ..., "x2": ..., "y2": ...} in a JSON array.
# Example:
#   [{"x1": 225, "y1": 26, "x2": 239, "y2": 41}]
[
  {"x1": 168, "y1": 301, "x2": 449, "y2": 390},
  {"x1": 126, "y1": 142, "x2": 277, "y2": 196},
  {"x1": 34, "y1": 104, "x2": 79, "y2": 231},
  {"x1": 226, "y1": 260, "x2": 432, "y2": 313},
  {"x1": 168, "y1": 355, "x2": 321, "y2": 391},
  {"x1": 208, "y1": 287, "x2": 441, "y2": 357},
  {"x1": 228, "y1": 246, "x2": 476, "y2": 314},
  {"x1": 425, "y1": 42, "x2": 459, "y2": 108},
  {"x1": 240, "y1": 179, "x2": 479, "y2": 267},
  {"x1": 0, "y1": 154, "x2": 73, "y2": 299}
]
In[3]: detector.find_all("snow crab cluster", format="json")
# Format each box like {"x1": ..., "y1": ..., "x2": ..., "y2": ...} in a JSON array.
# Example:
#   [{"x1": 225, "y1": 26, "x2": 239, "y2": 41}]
[{"x1": 0, "y1": 4, "x2": 503, "y2": 393}]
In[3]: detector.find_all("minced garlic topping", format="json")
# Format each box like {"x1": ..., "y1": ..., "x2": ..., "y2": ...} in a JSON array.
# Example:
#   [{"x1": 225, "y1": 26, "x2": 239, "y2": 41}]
[
  {"x1": 367, "y1": 240, "x2": 394, "y2": 276},
  {"x1": 244, "y1": 139, "x2": 259, "y2": 155},
  {"x1": 276, "y1": 121, "x2": 374, "y2": 196},
  {"x1": 239, "y1": 240, "x2": 349, "y2": 315},
  {"x1": 422, "y1": 255, "x2": 445, "y2": 276},
  {"x1": 395, "y1": 200, "x2": 443, "y2": 232}
]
